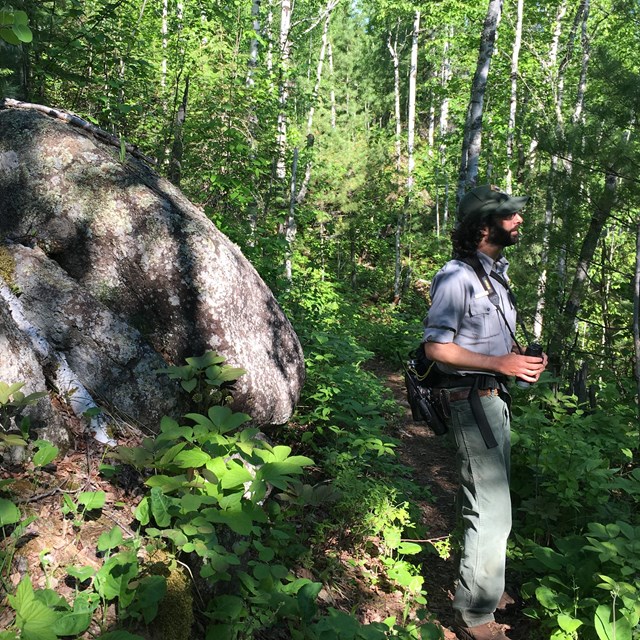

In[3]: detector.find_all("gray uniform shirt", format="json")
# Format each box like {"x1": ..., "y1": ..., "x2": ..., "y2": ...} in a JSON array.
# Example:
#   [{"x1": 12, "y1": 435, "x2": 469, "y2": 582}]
[{"x1": 422, "y1": 251, "x2": 516, "y2": 376}]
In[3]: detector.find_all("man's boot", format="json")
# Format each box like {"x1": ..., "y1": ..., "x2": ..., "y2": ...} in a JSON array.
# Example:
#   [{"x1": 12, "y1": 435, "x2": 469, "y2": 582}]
[{"x1": 455, "y1": 621, "x2": 512, "y2": 640}]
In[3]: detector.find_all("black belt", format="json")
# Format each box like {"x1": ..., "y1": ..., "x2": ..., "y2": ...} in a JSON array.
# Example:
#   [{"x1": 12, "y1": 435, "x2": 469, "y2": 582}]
[{"x1": 447, "y1": 387, "x2": 500, "y2": 403}]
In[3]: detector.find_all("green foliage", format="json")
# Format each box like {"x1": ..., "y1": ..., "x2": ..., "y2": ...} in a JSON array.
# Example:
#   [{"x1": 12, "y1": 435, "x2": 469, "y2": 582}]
[
  {"x1": 509, "y1": 376, "x2": 640, "y2": 639},
  {"x1": 0, "y1": 6, "x2": 32, "y2": 45},
  {"x1": 5, "y1": 574, "x2": 95, "y2": 640},
  {"x1": 0, "y1": 381, "x2": 47, "y2": 448},
  {"x1": 510, "y1": 377, "x2": 637, "y2": 538}
]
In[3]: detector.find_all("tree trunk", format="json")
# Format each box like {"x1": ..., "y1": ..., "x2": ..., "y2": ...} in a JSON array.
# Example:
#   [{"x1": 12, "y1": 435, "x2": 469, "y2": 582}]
[
  {"x1": 275, "y1": 0, "x2": 293, "y2": 180},
  {"x1": 394, "y1": 11, "x2": 419, "y2": 302},
  {"x1": 285, "y1": 147, "x2": 299, "y2": 282},
  {"x1": 505, "y1": 0, "x2": 523, "y2": 192},
  {"x1": 168, "y1": 75, "x2": 189, "y2": 186},
  {"x1": 436, "y1": 29, "x2": 452, "y2": 234},
  {"x1": 247, "y1": 0, "x2": 261, "y2": 86},
  {"x1": 387, "y1": 22, "x2": 402, "y2": 173},
  {"x1": 328, "y1": 40, "x2": 336, "y2": 128},
  {"x1": 634, "y1": 217, "x2": 640, "y2": 424},
  {"x1": 457, "y1": 0, "x2": 503, "y2": 210},
  {"x1": 549, "y1": 171, "x2": 617, "y2": 374},
  {"x1": 406, "y1": 10, "x2": 419, "y2": 193},
  {"x1": 298, "y1": 5, "x2": 335, "y2": 204}
]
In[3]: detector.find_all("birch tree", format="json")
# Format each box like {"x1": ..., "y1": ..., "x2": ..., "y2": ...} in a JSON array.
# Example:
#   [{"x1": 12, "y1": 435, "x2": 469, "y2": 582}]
[
  {"x1": 394, "y1": 10, "x2": 419, "y2": 302},
  {"x1": 457, "y1": 0, "x2": 503, "y2": 210},
  {"x1": 505, "y1": 0, "x2": 523, "y2": 192}
]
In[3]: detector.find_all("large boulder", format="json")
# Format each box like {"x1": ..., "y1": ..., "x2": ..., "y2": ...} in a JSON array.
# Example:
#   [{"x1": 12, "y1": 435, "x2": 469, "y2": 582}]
[{"x1": 0, "y1": 106, "x2": 305, "y2": 444}]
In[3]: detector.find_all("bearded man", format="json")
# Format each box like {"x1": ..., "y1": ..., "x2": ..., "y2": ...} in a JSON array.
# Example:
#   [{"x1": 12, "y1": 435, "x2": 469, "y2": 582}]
[{"x1": 423, "y1": 185, "x2": 547, "y2": 640}]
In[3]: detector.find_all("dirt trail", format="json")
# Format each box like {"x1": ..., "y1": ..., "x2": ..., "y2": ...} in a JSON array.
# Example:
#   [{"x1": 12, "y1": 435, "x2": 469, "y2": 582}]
[{"x1": 378, "y1": 363, "x2": 533, "y2": 640}]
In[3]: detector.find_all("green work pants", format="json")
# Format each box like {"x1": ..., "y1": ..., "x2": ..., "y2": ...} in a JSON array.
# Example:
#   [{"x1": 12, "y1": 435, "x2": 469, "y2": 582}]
[{"x1": 448, "y1": 390, "x2": 511, "y2": 628}]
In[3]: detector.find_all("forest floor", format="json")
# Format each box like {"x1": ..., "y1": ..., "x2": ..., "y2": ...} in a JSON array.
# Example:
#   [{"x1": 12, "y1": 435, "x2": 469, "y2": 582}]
[
  {"x1": 366, "y1": 360, "x2": 537, "y2": 640},
  {"x1": 0, "y1": 363, "x2": 538, "y2": 640}
]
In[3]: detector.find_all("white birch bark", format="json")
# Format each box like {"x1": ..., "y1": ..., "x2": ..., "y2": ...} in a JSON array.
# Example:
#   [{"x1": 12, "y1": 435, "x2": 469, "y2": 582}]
[
  {"x1": 394, "y1": 10, "x2": 419, "y2": 301},
  {"x1": 533, "y1": 1, "x2": 572, "y2": 340},
  {"x1": 247, "y1": 0, "x2": 261, "y2": 86},
  {"x1": 387, "y1": 22, "x2": 402, "y2": 173},
  {"x1": 306, "y1": 12, "x2": 331, "y2": 135},
  {"x1": 406, "y1": 10, "x2": 419, "y2": 192},
  {"x1": 161, "y1": 0, "x2": 168, "y2": 89},
  {"x1": 328, "y1": 40, "x2": 336, "y2": 128},
  {"x1": 505, "y1": 0, "x2": 523, "y2": 192},
  {"x1": 457, "y1": 0, "x2": 503, "y2": 210},
  {"x1": 285, "y1": 147, "x2": 299, "y2": 282},
  {"x1": 266, "y1": 0, "x2": 274, "y2": 76},
  {"x1": 275, "y1": 0, "x2": 293, "y2": 179},
  {"x1": 298, "y1": 3, "x2": 338, "y2": 204},
  {"x1": 571, "y1": 0, "x2": 590, "y2": 126},
  {"x1": 437, "y1": 29, "x2": 452, "y2": 233}
]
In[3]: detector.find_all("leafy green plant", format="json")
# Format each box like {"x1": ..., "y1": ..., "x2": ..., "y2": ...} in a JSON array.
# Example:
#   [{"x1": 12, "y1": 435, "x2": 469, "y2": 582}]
[
  {"x1": 4, "y1": 574, "x2": 96, "y2": 639},
  {"x1": 157, "y1": 351, "x2": 246, "y2": 414},
  {"x1": 61, "y1": 490, "x2": 107, "y2": 526},
  {"x1": 0, "y1": 6, "x2": 33, "y2": 45},
  {"x1": 115, "y1": 352, "x2": 322, "y2": 637},
  {"x1": 0, "y1": 381, "x2": 47, "y2": 449}
]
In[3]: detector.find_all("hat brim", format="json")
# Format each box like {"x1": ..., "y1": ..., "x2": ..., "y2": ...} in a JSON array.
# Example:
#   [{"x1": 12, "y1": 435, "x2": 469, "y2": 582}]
[{"x1": 494, "y1": 195, "x2": 529, "y2": 216}]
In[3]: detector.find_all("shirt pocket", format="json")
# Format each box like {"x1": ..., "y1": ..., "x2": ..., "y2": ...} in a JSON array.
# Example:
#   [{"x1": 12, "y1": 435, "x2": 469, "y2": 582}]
[{"x1": 459, "y1": 297, "x2": 497, "y2": 340}]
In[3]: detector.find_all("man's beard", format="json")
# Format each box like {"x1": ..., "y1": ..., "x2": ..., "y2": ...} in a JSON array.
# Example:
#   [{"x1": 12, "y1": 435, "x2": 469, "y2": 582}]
[{"x1": 487, "y1": 221, "x2": 518, "y2": 247}]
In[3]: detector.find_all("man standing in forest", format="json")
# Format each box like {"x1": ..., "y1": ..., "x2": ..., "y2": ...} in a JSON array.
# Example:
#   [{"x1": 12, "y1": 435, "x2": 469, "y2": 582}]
[{"x1": 422, "y1": 185, "x2": 547, "y2": 640}]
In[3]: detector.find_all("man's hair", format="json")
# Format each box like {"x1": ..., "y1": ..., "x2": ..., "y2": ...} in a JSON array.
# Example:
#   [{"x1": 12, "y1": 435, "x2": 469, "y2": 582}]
[{"x1": 451, "y1": 215, "x2": 493, "y2": 259}]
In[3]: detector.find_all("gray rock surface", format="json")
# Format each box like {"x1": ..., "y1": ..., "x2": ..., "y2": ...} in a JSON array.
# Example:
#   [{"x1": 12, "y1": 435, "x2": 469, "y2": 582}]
[{"x1": 0, "y1": 107, "x2": 305, "y2": 443}]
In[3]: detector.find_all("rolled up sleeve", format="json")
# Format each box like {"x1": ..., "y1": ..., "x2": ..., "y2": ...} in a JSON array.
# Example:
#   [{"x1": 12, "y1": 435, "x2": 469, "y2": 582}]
[{"x1": 423, "y1": 263, "x2": 469, "y2": 344}]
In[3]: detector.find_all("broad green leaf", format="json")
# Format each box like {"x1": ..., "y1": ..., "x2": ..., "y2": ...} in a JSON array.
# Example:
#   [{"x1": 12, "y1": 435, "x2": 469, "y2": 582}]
[
  {"x1": 150, "y1": 487, "x2": 172, "y2": 527},
  {"x1": 145, "y1": 474, "x2": 190, "y2": 492},
  {"x1": 186, "y1": 352, "x2": 225, "y2": 369},
  {"x1": 172, "y1": 448, "x2": 211, "y2": 469},
  {"x1": 12, "y1": 10, "x2": 29, "y2": 25},
  {"x1": 129, "y1": 575, "x2": 166, "y2": 623},
  {"x1": 135, "y1": 497, "x2": 150, "y2": 525},
  {"x1": 1, "y1": 434, "x2": 27, "y2": 447},
  {"x1": 0, "y1": 381, "x2": 24, "y2": 404},
  {"x1": 397, "y1": 541, "x2": 422, "y2": 555},
  {"x1": 0, "y1": 498, "x2": 21, "y2": 526},
  {"x1": 535, "y1": 586, "x2": 560, "y2": 611},
  {"x1": 52, "y1": 610, "x2": 92, "y2": 636},
  {"x1": 181, "y1": 378, "x2": 197, "y2": 393},
  {"x1": 94, "y1": 552, "x2": 138, "y2": 607},
  {"x1": 159, "y1": 528, "x2": 188, "y2": 546},
  {"x1": 97, "y1": 526, "x2": 124, "y2": 552},
  {"x1": 557, "y1": 614, "x2": 582, "y2": 633},
  {"x1": 298, "y1": 582, "x2": 321, "y2": 623},
  {"x1": 77, "y1": 491, "x2": 106, "y2": 510},
  {"x1": 203, "y1": 508, "x2": 254, "y2": 535},
  {"x1": 66, "y1": 566, "x2": 96, "y2": 583},
  {"x1": 32, "y1": 441, "x2": 58, "y2": 468},
  {"x1": 220, "y1": 461, "x2": 253, "y2": 488},
  {"x1": 7, "y1": 576, "x2": 59, "y2": 640},
  {"x1": 594, "y1": 604, "x2": 632, "y2": 640},
  {"x1": 156, "y1": 442, "x2": 187, "y2": 466}
]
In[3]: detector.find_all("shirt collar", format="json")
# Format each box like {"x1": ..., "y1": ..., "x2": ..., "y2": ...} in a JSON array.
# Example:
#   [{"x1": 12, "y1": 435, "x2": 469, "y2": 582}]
[{"x1": 476, "y1": 250, "x2": 509, "y2": 276}]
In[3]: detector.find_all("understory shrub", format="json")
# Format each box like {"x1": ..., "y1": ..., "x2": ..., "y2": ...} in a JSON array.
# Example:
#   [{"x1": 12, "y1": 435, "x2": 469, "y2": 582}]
[{"x1": 509, "y1": 376, "x2": 639, "y2": 640}]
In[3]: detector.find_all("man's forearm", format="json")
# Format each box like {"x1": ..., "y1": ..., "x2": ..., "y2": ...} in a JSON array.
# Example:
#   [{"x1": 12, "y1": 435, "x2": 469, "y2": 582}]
[
  {"x1": 423, "y1": 341, "x2": 502, "y2": 374},
  {"x1": 423, "y1": 340, "x2": 547, "y2": 382}
]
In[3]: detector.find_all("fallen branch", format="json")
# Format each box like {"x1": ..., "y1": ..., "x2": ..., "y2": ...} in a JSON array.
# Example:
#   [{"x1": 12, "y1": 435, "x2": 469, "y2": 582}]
[{"x1": 0, "y1": 98, "x2": 157, "y2": 166}]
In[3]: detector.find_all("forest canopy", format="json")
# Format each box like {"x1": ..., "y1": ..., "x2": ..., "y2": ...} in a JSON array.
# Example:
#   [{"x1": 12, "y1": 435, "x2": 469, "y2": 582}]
[{"x1": 1, "y1": 0, "x2": 639, "y2": 638}]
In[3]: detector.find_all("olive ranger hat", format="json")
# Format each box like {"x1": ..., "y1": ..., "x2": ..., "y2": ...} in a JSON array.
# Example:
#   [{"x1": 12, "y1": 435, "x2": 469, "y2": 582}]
[{"x1": 459, "y1": 184, "x2": 529, "y2": 220}]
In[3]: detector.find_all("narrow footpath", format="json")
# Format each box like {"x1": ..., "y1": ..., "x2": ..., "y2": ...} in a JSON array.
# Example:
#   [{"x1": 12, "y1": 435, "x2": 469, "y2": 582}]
[{"x1": 378, "y1": 363, "x2": 534, "y2": 640}]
